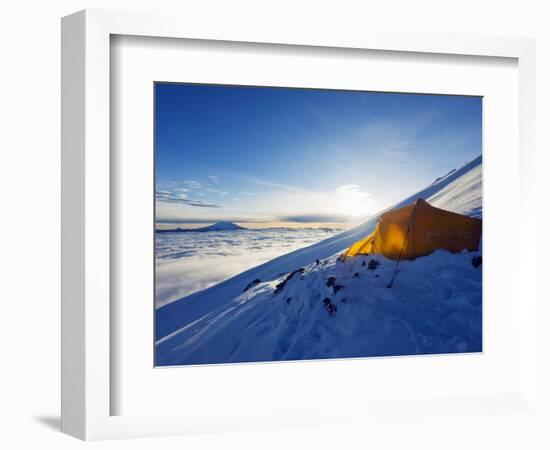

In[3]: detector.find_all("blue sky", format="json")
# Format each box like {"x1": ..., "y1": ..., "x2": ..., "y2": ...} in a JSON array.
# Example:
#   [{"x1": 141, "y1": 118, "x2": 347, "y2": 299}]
[{"x1": 155, "y1": 83, "x2": 481, "y2": 225}]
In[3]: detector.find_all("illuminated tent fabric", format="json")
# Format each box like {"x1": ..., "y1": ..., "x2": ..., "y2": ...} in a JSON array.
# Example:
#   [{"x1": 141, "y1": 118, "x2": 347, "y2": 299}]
[{"x1": 344, "y1": 198, "x2": 482, "y2": 261}]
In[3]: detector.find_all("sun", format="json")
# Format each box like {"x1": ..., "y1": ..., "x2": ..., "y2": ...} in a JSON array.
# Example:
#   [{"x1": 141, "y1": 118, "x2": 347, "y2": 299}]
[
  {"x1": 339, "y1": 195, "x2": 367, "y2": 217},
  {"x1": 335, "y1": 184, "x2": 375, "y2": 218}
]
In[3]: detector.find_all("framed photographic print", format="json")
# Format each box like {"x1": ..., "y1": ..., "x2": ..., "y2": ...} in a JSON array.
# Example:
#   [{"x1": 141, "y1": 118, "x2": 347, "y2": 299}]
[
  {"x1": 154, "y1": 83, "x2": 483, "y2": 367},
  {"x1": 62, "y1": 9, "x2": 538, "y2": 441}
]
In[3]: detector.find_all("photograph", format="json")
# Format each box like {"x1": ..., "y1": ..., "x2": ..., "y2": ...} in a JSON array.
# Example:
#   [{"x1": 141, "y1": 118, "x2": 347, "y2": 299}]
[{"x1": 154, "y1": 83, "x2": 483, "y2": 367}]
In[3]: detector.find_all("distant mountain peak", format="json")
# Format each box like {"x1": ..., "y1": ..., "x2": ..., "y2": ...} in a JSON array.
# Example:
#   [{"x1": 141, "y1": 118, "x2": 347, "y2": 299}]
[
  {"x1": 201, "y1": 221, "x2": 245, "y2": 231},
  {"x1": 156, "y1": 221, "x2": 246, "y2": 233}
]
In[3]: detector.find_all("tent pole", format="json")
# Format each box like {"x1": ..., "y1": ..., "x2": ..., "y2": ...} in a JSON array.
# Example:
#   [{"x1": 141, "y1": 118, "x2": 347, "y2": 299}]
[{"x1": 386, "y1": 201, "x2": 417, "y2": 288}]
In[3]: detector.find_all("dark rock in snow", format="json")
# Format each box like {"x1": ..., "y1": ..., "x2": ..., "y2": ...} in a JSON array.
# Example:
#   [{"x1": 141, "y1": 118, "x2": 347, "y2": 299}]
[
  {"x1": 326, "y1": 276, "x2": 344, "y2": 294},
  {"x1": 286, "y1": 297, "x2": 292, "y2": 305},
  {"x1": 353, "y1": 272, "x2": 360, "y2": 278},
  {"x1": 242, "y1": 279, "x2": 261, "y2": 292},
  {"x1": 275, "y1": 268, "x2": 305, "y2": 294},
  {"x1": 472, "y1": 256, "x2": 482, "y2": 268},
  {"x1": 361, "y1": 261, "x2": 366, "y2": 267},
  {"x1": 368, "y1": 259, "x2": 381, "y2": 271},
  {"x1": 322, "y1": 297, "x2": 338, "y2": 316}
]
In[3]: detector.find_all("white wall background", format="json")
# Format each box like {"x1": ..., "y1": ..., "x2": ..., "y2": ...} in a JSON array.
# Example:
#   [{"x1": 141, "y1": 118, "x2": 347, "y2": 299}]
[{"x1": 0, "y1": 1, "x2": 548, "y2": 449}]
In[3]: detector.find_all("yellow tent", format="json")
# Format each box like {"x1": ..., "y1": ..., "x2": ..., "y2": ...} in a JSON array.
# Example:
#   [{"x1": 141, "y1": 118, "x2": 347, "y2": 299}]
[{"x1": 344, "y1": 198, "x2": 482, "y2": 261}]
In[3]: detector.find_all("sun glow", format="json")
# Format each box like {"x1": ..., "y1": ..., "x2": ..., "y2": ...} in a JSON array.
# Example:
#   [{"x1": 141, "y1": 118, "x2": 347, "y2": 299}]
[{"x1": 335, "y1": 184, "x2": 375, "y2": 218}]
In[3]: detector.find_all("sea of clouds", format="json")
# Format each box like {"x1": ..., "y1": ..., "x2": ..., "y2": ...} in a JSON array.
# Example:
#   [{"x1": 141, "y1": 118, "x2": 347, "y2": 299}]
[{"x1": 155, "y1": 228, "x2": 341, "y2": 308}]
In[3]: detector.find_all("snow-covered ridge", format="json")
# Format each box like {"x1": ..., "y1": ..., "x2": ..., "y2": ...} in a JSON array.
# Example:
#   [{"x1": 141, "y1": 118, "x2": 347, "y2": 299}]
[
  {"x1": 156, "y1": 156, "x2": 482, "y2": 350},
  {"x1": 157, "y1": 249, "x2": 482, "y2": 365}
]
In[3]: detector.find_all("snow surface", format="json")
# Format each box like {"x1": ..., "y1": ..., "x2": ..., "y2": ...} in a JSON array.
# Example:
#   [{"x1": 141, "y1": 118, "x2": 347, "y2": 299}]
[{"x1": 156, "y1": 156, "x2": 482, "y2": 365}]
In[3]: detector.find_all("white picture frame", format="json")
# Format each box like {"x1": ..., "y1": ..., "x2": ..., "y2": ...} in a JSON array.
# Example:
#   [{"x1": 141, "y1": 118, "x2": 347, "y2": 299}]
[{"x1": 61, "y1": 9, "x2": 538, "y2": 441}]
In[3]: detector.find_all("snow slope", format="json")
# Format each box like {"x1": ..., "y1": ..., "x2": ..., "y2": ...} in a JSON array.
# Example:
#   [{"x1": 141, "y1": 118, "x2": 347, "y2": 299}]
[{"x1": 156, "y1": 156, "x2": 482, "y2": 365}]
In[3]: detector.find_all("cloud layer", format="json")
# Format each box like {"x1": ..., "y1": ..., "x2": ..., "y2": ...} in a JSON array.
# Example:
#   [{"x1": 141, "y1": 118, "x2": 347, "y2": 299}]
[{"x1": 155, "y1": 227, "x2": 341, "y2": 307}]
